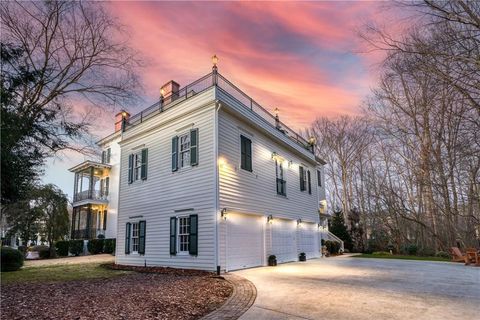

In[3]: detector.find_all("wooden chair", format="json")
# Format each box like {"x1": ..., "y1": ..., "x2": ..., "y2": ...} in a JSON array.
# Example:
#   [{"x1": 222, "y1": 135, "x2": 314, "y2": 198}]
[
  {"x1": 450, "y1": 247, "x2": 468, "y2": 264},
  {"x1": 465, "y1": 248, "x2": 480, "y2": 266}
]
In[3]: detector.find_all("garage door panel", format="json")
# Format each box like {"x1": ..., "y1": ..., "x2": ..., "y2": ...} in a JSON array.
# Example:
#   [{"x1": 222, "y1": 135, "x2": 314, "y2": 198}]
[
  {"x1": 299, "y1": 223, "x2": 319, "y2": 258},
  {"x1": 271, "y1": 219, "x2": 297, "y2": 263},
  {"x1": 227, "y1": 213, "x2": 263, "y2": 271}
]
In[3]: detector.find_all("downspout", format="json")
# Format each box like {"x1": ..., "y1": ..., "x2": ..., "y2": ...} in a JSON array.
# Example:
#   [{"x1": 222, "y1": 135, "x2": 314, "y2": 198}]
[{"x1": 214, "y1": 99, "x2": 222, "y2": 273}]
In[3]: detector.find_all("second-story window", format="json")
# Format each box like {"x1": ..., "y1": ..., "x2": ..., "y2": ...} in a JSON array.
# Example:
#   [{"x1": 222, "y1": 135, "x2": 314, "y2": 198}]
[
  {"x1": 180, "y1": 133, "x2": 191, "y2": 168},
  {"x1": 240, "y1": 135, "x2": 252, "y2": 172},
  {"x1": 276, "y1": 160, "x2": 286, "y2": 196},
  {"x1": 128, "y1": 148, "x2": 148, "y2": 184},
  {"x1": 317, "y1": 170, "x2": 322, "y2": 187},
  {"x1": 172, "y1": 129, "x2": 199, "y2": 172}
]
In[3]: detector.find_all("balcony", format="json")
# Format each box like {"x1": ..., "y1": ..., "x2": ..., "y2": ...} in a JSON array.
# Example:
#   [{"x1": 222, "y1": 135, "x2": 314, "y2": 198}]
[
  {"x1": 69, "y1": 161, "x2": 111, "y2": 205},
  {"x1": 121, "y1": 71, "x2": 314, "y2": 154}
]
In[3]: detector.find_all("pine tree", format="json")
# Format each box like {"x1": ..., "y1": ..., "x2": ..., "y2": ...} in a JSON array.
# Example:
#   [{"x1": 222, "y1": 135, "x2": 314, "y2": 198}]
[{"x1": 329, "y1": 209, "x2": 353, "y2": 251}]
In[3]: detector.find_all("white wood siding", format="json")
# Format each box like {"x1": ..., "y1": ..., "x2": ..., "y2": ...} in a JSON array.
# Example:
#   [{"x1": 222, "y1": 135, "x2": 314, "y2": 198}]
[
  {"x1": 115, "y1": 90, "x2": 217, "y2": 270},
  {"x1": 217, "y1": 106, "x2": 321, "y2": 268}
]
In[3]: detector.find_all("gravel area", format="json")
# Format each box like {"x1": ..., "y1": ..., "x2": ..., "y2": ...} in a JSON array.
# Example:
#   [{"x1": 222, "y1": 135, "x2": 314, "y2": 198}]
[{"x1": 2, "y1": 272, "x2": 233, "y2": 320}]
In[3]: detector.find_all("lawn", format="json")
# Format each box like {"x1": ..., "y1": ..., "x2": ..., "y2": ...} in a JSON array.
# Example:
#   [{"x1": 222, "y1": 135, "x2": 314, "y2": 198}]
[
  {"x1": 1, "y1": 262, "x2": 131, "y2": 285},
  {"x1": 353, "y1": 253, "x2": 451, "y2": 262}
]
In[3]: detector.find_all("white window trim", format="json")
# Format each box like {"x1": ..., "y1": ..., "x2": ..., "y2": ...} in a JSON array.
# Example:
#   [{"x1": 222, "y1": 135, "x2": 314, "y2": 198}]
[
  {"x1": 177, "y1": 216, "x2": 190, "y2": 255},
  {"x1": 131, "y1": 222, "x2": 140, "y2": 254},
  {"x1": 179, "y1": 132, "x2": 191, "y2": 169}
]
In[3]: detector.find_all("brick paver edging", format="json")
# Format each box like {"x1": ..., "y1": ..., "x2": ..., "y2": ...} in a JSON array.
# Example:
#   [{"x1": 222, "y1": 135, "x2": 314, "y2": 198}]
[{"x1": 201, "y1": 273, "x2": 257, "y2": 320}]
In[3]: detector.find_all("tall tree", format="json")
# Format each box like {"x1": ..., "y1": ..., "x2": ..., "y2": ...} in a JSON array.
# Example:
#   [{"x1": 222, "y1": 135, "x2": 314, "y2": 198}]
[{"x1": 0, "y1": 1, "x2": 142, "y2": 206}]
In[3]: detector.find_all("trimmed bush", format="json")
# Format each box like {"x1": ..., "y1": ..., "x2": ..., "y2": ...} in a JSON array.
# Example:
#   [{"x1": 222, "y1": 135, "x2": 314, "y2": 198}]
[
  {"x1": 403, "y1": 244, "x2": 418, "y2": 255},
  {"x1": 55, "y1": 241, "x2": 69, "y2": 256},
  {"x1": 17, "y1": 245, "x2": 27, "y2": 257},
  {"x1": 69, "y1": 240, "x2": 84, "y2": 256},
  {"x1": 97, "y1": 234, "x2": 105, "y2": 239},
  {"x1": 87, "y1": 239, "x2": 104, "y2": 254},
  {"x1": 1, "y1": 247, "x2": 24, "y2": 271},
  {"x1": 104, "y1": 238, "x2": 116, "y2": 254},
  {"x1": 31, "y1": 245, "x2": 50, "y2": 259},
  {"x1": 325, "y1": 240, "x2": 341, "y2": 254},
  {"x1": 435, "y1": 251, "x2": 450, "y2": 259}
]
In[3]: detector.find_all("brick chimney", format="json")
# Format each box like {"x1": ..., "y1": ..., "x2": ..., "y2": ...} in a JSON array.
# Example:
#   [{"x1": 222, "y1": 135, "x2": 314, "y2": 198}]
[
  {"x1": 160, "y1": 80, "x2": 180, "y2": 104},
  {"x1": 115, "y1": 110, "x2": 130, "y2": 132}
]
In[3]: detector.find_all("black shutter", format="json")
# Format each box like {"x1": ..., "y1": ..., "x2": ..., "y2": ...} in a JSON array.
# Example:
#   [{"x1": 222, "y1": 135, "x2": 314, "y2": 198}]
[
  {"x1": 101, "y1": 151, "x2": 106, "y2": 164},
  {"x1": 106, "y1": 148, "x2": 111, "y2": 163},
  {"x1": 307, "y1": 170, "x2": 312, "y2": 194},
  {"x1": 189, "y1": 214, "x2": 198, "y2": 255},
  {"x1": 169, "y1": 217, "x2": 177, "y2": 255},
  {"x1": 241, "y1": 136, "x2": 252, "y2": 171},
  {"x1": 103, "y1": 210, "x2": 107, "y2": 230},
  {"x1": 128, "y1": 154, "x2": 134, "y2": 184},
  {"x1": 125, "y1": 223, "x2": 131, "y2": 254},
  {"x1": 141, "y1": 148, "x2": 148, "y2": 180},
  {"x1": 317, "y1": 170, "x2": 322, "y2": 187},
  {"x1": 246, "y1": 138, "x2": 252, "y2": 171},
  {"x1": 172, "y1": 136, "x2": 178, "y2": 172},
  {"x1": 299, "y1": 166, "x2": 305, "y2": 191},
  {"x1": 105, "y1": 177, "x2": 110, "y2": 196},
  {"x1": 138, "y1": 220, "x2": 146, "y2": 255},
  {"x1": 100, "y1": 178, "x2": 104, "y2": 197},
  {"x1": 190, "y1": 128, "x2": 198, "y2": 166}
]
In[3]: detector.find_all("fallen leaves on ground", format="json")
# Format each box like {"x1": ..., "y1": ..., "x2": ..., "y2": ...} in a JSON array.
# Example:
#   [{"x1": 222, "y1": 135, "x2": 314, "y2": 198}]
[{"x1": 2, "y1": 272, "x2": 233, "y2": 320}]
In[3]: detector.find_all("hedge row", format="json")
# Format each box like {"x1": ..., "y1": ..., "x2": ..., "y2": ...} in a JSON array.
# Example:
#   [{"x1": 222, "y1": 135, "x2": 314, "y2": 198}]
[{"x1": 54, "y1": 238, "x2": 116, "y2": 256}]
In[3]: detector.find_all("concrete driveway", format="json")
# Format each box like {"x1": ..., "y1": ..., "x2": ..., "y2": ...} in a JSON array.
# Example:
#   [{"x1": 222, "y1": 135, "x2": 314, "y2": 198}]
[{"x1": 234, "y1": 256, "x2": 480, "y2": 320}]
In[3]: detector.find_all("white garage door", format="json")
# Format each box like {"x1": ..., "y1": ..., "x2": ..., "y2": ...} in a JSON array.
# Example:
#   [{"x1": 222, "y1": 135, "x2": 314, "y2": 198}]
[
  {"x1": 226, "y1": 213, "x2": 264, "y2": 271},
  {"x1": 298, "y1": 222, "x2": 319, "y2": 259},
  {"x1": 271, "y1": 219, "x2": 297, "y2": 263}
]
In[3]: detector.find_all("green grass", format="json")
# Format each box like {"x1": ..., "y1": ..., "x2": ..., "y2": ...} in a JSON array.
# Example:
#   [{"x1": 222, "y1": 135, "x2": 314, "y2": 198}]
[
  {"x1": 353, "y1": 254, "x2": 450, "y2": 262},
  {"x1": 1, "y1": 262, "x2": 131, "y2": 285}
]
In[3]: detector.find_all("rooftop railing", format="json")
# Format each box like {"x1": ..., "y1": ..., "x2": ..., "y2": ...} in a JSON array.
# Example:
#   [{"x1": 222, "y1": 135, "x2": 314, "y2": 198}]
[{"x1": 123, "y1": 71, "x2": 313, "y2": 153}]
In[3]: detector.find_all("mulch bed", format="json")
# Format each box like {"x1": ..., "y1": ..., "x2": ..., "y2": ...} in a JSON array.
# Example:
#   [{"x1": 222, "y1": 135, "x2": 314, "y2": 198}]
[
  {"x1": 103, "y1": 263, "x2": 214, "y2": 276},
  {"x1": 2, "y1": 267, "x2": 233, "y2": 320}
]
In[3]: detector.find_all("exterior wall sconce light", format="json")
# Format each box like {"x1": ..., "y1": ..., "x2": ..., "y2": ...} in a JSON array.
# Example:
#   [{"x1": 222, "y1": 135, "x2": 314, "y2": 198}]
[
  {"x1": 271, "y1": 151, "x2": 278, "y2": 160},
  {"x1": 221, "y1": 208, "x2": 227, "y2": 220},
  {"x1": 297, "y1": 219, "x2": 302, "y2": 226},
  {"x1": 212, "y1": 54, "x2": 219, "y2": 67},
  {"x1": 267, "y1": 215, "x2": 273, "y2": 224}
]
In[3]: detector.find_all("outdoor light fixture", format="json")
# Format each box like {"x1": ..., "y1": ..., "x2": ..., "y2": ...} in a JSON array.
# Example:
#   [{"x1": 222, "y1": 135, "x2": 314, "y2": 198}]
[
  {"x1": 274, "y1": 107, "x2": 279, "y2": 116},
  {"x1": 308, "y1": 136, "x2": 317, "y2": 145},
  {"x1": 297, "y1": 219, "x2": 302, "y2": 226},
  {"x1": 212, "y1": 54, "x2": 219, "y2": 67},
  {"x1": 221, "y1": 208, "x2": 227, "y2": 220},
  {"x1": 267, "y1": 215, "x2": 273, "y2": 224},
  {"x1": 271, "y1": 151, "x2": 278, "y2": 160},
  {"x1": 121, "y1": 111, "x2": 127, "y2": 117},
  {"x1": 160, "y1": 88, "x2": 165, "y2": 97}
]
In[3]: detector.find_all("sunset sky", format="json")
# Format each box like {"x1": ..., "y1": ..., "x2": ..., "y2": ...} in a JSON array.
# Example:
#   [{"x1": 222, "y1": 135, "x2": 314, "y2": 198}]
[{"x1": 43, "y1": 1, "x2": 393, "y2": 199}]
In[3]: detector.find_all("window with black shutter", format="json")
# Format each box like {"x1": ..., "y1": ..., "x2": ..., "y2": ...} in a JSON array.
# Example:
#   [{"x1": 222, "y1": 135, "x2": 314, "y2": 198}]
[
  {"x1": 128, "y1": 154, "x2": 134, "y2": 184},
  {"x1": 125, "y1": 223, "x2": 131, "y2": 254},
  {"x1": 138, "y1": 220, "x2": 146, "y2": 255},
  {"x1": 169, "y1": 217, "x2": 177, "y2": 255},
  {"x1": 172, "y1": 136, "x2": 178, "y2": 172},
  {"x1": 106, "y1": 148, "x2": 111, "y2": 163},
  {"x1": 317, "y1": 170, "x2": 322, "y2": 187},
  {"x1": 140, "y1": 148, "x2": 148, "y2": 180},
  {"x1": 299, "y1": 166, "x2": 305, "y2": 191},
  {"x1": 307, "y1": 170, "x2": 312, "y2": 194},
  {"x1": 189, "y1": 214, "x2": 198, "y2": 255},
  {"x1": 190, "y1": 129, "x2": 198, "y2": 166},
  {"x1": 240, "y1": 135, "x2": 252, "y2": 172}
]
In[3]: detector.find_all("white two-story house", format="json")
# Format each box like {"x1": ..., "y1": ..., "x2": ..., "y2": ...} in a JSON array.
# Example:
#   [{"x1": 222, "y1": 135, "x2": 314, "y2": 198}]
[{"x1": 111, "y1": 61, "x2": 327, "y2": 271}]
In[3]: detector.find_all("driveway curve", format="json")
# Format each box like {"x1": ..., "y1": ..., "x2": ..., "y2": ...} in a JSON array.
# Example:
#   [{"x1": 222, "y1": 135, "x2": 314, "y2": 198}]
[{"x1": 234, "y1": 256, "x2": 480, "y2": 320}]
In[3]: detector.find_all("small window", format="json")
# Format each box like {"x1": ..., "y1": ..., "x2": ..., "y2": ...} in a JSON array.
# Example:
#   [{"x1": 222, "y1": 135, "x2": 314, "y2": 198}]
[
  {"x1": 179, "y1": 133, "x2": 191, "y2": 168},
  {"x1": 240, "y1": 135, "x2": 252, "y2": 172},
  {"x1": 134, "y1": 153, "x2": 142, "y2": 181},
  {"x1": 317, "y1": 170, "x2": 322, "y2": 187},
  {"x1": 276, "y1": 160, "x2": 286, "y2": 196},
  {"x1": 178, "y1": 216, "x2": 190, "y2": 253},
  {"x1": 131, "y1": 222, "x2": 139, "y2": 253}
]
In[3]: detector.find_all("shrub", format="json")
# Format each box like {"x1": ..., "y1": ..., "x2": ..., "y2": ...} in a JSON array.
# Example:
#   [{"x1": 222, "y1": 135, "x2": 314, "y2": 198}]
[
  {"x1": 418, "y1": 247, "x2": 436, "y2": 257},
  {"x1": 87, "y1": 239, "x2": 104, "y2": 254},
  {"x1": 69, "y1": 240, "x2": 84, "y2": 256},
  {"x1": 55, "y1": 241, "x2": 69, "y2": 256},
  {"x1": 17, "y1": 245, "x2": 27, "y2": 257},
  {"x1": 325, "y1": 240, "x2": 341, "y2": 254},
  {"x1": 104, "y1": 238, "x2": 116, "y2": 254},
  {"x1": 1, "y1": 247, "x2": 24, "y2": 271},
  {"x1": 403, "y1": 244, "x2": 418, "y2": 255},
  {"x1": 31, "y1": 245, "x2": 50, "y2": 259},
  {"x1": 435, "y1": 251, "x2": 450, "y2": 259},
  {"x1": 97, "y1": 234, "x2": 105, "y2": 239}
]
